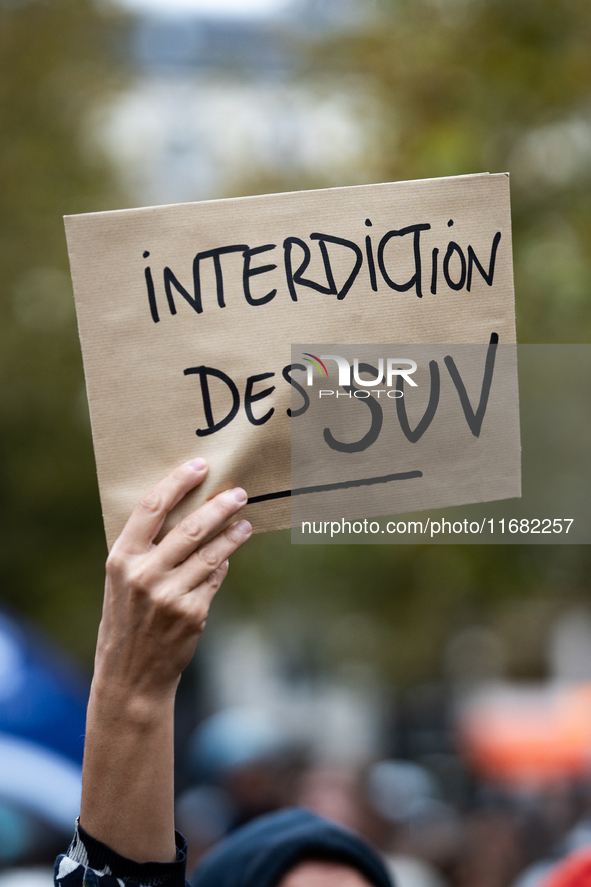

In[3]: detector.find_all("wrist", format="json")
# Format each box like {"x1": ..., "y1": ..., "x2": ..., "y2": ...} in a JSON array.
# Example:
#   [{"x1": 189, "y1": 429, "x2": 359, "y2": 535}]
[{"x1": 88, "y1": 672, "x2": 178, "y2": 728}]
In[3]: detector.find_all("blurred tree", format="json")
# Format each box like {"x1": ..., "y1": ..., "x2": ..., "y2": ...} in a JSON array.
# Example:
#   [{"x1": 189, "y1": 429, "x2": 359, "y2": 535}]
[
  {"x1": 1, "y1": 0, "x2": 589, "y2": 686},
  {"x1": 0, "y1": 0, "x2": 126, "y2": 661},
  {"x1": 224, "y1": 529, "x2": 589, "y2": 686},
  {"x1": 309, "y1": 0, "x2": 591, "y2": 343},
  {"x1": 223, "y1": 0, "x2": 591, "y2": 686}
]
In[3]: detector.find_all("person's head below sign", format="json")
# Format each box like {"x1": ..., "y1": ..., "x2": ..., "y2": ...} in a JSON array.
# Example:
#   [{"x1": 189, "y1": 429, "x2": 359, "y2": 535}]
[
  {"x1": 190, "y1": 806, "x2": 391, "y2": 887},
  {"x1": 53, "y1": 459, "x2": 393, "y2": 887}
]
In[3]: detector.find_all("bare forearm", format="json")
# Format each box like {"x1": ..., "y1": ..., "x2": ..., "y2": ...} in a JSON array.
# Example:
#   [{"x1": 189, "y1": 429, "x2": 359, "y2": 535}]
[
  {"x1": 80, "y1": 680, "x2": 177, "y2": 863},
  {"x1": 77, "y1": 462, "x2": 250, "y2": 866}
]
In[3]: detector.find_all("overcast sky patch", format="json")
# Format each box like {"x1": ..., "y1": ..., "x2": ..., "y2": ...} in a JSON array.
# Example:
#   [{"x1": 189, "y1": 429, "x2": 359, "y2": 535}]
[{"x1": 113, "y1": 0, "x2": 291, "y2": 17}]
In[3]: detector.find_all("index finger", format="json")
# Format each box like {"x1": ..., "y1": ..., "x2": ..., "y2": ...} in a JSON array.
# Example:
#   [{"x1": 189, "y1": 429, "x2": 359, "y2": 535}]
[{"x1": 115, "y1": 459, "x2": 209, "y2": 554}]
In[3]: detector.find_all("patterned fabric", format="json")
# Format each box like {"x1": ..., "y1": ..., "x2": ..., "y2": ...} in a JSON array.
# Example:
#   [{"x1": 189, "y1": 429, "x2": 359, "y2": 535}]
[{"x1": 54, "y1": 821, "x2": 189, "y2": 887}]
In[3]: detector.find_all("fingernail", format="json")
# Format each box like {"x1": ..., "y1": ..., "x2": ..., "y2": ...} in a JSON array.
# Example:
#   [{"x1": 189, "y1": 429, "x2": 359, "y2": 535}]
[
  {"x1": 189, "y1": 458, "x2": 207, "y2": 472},
  {"x1": 231, "y1": 487, "x2": 248, "y2": 504},
  {"x1": 236, "y1": 520, "x2": 252, "y2": 535}
]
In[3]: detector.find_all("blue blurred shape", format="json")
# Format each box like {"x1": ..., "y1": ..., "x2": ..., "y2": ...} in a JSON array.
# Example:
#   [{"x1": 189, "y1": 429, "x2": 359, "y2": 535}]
[
  {"x1": 0, "y1": 801, "x2": 33, "y2": 864},
  {"x1": 0, "y1": 608, "x2": 88, "y2": 764},
  {"x1": 189, "y1": 707, "x2": 290, "y2": 782},
  {"x1": 0, "y1": 732, "x2": 81, "y2": 833}
]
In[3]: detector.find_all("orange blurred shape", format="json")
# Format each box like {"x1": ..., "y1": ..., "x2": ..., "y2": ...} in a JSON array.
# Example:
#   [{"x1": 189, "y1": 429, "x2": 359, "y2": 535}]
[{"x1": 458, "y1": 683, "x2": 591, "y2": 787}]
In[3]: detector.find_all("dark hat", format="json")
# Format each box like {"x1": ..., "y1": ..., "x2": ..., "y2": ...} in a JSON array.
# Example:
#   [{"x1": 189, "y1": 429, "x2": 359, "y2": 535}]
[{"x1": 191, "y1": 806, "x2": 393, "y2": 887}]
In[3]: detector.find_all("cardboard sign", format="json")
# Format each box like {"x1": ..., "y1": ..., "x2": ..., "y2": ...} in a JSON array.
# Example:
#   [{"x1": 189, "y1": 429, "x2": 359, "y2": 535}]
[{"x1": 64, "y1": 173, "x2": 517, "y2": 547}]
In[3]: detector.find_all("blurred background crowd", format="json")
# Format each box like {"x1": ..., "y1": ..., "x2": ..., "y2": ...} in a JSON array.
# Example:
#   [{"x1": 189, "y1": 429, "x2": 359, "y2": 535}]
[{"x1": 1, "y1": 0, "x2": 591, "y2": 885}]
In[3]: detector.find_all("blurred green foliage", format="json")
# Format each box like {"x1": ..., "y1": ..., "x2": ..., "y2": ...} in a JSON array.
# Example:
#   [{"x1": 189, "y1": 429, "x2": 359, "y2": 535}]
[
  {"x1": 0, "y1": 0, "x2": 125, "y2": 661},
  {"x1": 309, "y1": 0, "x2": 591, "y2": 344},
  {"x1": 224, "y1": 523, "x2": 590, "y2": 686},
  {"x1": 227, "y1": 0, "x2": 591, "y2": 683},
  {"x1": 0, "y1": 0, "x2": 590, "y2": 683}
]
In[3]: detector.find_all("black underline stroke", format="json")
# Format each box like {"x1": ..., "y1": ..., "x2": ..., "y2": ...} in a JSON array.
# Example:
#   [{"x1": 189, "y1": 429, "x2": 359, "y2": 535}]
[{"x1": 247, "y1": 470, "x2": 423, "y2": 505}]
